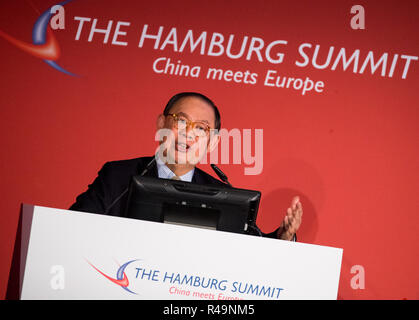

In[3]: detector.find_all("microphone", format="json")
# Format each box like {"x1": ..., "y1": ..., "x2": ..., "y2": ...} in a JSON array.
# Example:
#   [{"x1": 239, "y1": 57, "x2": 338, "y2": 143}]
[
  {"x1": 210, "y1": 164, "x2": 232, "y2": 187},
  {"x1": 140, "y1": 157, "x2": 156, "y2": 176},
  {"x1": 104, "y1": 157, "x2": 156, "y2": 215}
]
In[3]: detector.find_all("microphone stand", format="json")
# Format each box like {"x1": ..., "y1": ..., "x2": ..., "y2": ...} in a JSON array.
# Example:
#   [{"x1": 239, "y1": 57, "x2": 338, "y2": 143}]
[{"x1": 210, "y1": 163, "x2": 262, "y2": 237}]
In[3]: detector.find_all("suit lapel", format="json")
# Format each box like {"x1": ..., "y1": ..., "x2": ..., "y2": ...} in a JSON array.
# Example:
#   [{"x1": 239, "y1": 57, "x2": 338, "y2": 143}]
[{"x1": 192, "y1": 168, "x2": 207, "y2": 185}]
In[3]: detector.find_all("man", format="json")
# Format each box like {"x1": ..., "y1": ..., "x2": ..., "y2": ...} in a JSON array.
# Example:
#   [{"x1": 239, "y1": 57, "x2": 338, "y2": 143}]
[{"x1": 70, "y1": 92, "x2": 303, "y2": 240}]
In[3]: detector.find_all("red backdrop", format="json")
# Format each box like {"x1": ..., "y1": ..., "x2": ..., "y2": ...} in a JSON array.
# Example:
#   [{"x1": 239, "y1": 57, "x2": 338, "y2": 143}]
[{"x1": 0, "y1": 0, "x2": 418, "y2": 299}]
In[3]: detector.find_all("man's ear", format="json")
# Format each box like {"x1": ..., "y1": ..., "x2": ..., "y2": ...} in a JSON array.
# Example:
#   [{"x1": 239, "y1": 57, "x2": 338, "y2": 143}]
[
  {"x1": 156, "y1": 114, "x2": 165, "y2": 130},
  {"x1": 207, "y1": 130, "x2": 220, "y2": 153}
]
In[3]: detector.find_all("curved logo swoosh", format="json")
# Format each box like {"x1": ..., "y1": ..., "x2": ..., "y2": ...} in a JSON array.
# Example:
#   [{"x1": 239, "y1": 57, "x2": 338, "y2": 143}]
[
  {"x1": 0, "y1": 27, "x2": 60, "y2": 60},
  {"x1": 0, "y1": 0, "x2": 77, "y2": 76},
  {"x1": 87, "y1": 259, "x2": 139, "y2": 294}
]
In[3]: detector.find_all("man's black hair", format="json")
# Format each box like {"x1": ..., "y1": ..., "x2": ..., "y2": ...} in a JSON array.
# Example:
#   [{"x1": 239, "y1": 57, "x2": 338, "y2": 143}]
[{"x1": 163, "y1": 92, "x2": 221, "y2": 130}]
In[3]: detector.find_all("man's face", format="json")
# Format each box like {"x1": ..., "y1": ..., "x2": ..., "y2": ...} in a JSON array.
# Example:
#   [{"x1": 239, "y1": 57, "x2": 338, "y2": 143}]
[{"x1": 156, "y1": 96, "x2": 218, "y2": 165}]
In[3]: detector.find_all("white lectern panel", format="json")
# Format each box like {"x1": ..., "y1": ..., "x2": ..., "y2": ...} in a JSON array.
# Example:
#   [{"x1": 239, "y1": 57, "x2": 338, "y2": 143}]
[{"x1": 20, "y1": 205, "x2": 343, "y2": 300}]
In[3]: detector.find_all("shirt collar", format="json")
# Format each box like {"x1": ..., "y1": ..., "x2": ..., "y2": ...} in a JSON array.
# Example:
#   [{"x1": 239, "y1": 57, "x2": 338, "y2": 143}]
[{"x1": 155, "y1": 155, "x2": 195, "y2": 182}]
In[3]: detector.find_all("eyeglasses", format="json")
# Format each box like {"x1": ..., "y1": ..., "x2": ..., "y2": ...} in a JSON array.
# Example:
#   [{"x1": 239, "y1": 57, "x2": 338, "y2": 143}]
[{"x1": 166, "y1": 113, "x2": 211, "y2": 137}]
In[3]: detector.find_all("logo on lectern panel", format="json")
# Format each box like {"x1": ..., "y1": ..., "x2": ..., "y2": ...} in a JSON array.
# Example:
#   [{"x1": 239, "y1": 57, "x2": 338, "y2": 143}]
[{"x1": 86, "y1": 259, "x2": 139, "y2": 294}]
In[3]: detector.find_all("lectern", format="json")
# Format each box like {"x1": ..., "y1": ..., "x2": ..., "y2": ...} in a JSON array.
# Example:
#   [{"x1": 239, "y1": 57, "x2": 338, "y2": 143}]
[{"x1": 10, "y1": 204, "x2": 343, "y2": 300}]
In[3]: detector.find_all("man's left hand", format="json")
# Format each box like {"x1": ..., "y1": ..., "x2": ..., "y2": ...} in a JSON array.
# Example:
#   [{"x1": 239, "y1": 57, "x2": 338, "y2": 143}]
[{"x1": 277, "y1": 196, "x2": 303, "y2": 241}]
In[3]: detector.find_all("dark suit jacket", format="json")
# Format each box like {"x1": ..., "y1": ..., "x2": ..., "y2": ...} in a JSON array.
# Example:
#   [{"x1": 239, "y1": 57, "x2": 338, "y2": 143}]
[{"x1": 69, "y1": 156, "x2": 279, "y2": 238}]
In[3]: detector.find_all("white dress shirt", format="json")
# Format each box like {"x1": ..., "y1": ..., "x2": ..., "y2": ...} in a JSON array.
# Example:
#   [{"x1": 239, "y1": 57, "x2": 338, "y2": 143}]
[{"x1": 155, "y1": 156, "x2": 195, "y2": 182}]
